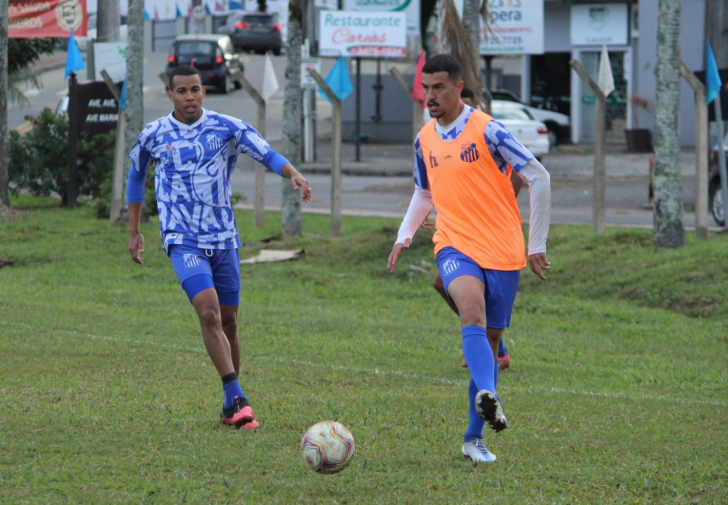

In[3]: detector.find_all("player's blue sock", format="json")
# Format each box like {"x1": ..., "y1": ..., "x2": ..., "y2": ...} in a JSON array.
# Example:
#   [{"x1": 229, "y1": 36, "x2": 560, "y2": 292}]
[
  {"x1": 222, "y1": 373, "x2": 246, "y2": 409},
  {"x1": 464, "y1": 378, "x2": 486, "y2": 441},
  {"x1": 462, "y1": 325, "x2": 496, "y2": 393},
  {"x1": 498, "y1": 337, "x2": 507, "y2": 358},
  {"x1": 494, "y1": 361, "x2": 500, "y2": 389}
]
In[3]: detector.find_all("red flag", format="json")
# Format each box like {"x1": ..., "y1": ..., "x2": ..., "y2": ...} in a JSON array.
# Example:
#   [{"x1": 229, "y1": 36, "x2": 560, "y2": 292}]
[{"x1": 411, "y1": 49, "x2": 426, "y2": 103}]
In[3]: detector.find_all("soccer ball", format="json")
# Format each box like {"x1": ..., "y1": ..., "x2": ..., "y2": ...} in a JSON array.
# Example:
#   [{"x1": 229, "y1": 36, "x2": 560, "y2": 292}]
[{"x1": 301, "y1": 421, "x2": 355, "y2": 474}]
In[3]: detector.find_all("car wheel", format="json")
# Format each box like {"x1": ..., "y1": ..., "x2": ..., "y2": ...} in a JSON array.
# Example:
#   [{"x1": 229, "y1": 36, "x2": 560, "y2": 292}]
[
  {"x1": 709, "y1": 179, "x2": 725, "y2": 226},
  {"x1": 220, "y1": 73, "x2": 232, "y2": 94},
  {"x1": 545, "y1": 124, "x2": 559, "y2": 147}
]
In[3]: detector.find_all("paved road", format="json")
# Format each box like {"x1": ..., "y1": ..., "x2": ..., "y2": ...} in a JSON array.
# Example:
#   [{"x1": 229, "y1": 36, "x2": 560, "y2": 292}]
[{"x1": 18, "y1": 49, "x2": 721, "y2": 232}]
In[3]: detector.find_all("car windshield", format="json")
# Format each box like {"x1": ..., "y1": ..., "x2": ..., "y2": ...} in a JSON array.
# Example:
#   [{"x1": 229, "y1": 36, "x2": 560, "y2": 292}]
[
  {"x1": 491, "y1": 106, "x2": 533, "y2": 121},
  {"x1": 243, "y1": 14, "x2": 274, "y2": 25},
  {"x1": 176, "y1": 41, "x2": 215, "y2": 56}
]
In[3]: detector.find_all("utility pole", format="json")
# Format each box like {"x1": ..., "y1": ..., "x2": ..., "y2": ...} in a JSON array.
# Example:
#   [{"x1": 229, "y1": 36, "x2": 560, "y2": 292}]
[
  {"x1": 123, "y1": 0, "x2": 145, "y2": 217},
  {"x1": 0, "y1": 0, "x2": 9, "y2": 206},
  {"x1": 281, "y1": 0, "x2": 304, "y2": 236},
  {"x1": 653, "y1": 0, "x2": 684, "y2": 249},
  {"x1": 97, "y1": 0, "x2": 121, "y2": 43}
]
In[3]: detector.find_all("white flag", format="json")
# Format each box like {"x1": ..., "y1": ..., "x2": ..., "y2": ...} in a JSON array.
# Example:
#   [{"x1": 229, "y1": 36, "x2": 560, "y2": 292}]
[
  {"x1": 597, "y1": 45, "x2": 615, "y2": 97},
  {"x1": 262, "y1": 52, "x2": 280, "y2": 101}
]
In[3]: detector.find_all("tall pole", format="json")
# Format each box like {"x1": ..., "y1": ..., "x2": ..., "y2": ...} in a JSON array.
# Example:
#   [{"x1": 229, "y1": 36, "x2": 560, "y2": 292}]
[
  {"x1": 124, "y1": 0, "x2": 145, "y2": 215},
  {"x1": 570, "y1": 60, "x2": 607, "y2": 233},
  {"x1": 67, "y1": 74, "x2": 79, "y2": 208},
  {"x1": 355, "y1": 57, "x2": 361, "y2": 161},
  {"x1": 0, "y1": 0, "x2": 9, "y2": 206},
  {"x1": 714, "y1": 94, "x2": 728, "y2": 228}
]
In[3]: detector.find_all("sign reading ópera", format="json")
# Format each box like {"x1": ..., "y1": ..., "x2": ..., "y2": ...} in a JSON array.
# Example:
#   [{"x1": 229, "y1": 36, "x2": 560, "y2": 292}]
[{"x1": 318, "y1": 11, "x2": 407, "y2": 58}]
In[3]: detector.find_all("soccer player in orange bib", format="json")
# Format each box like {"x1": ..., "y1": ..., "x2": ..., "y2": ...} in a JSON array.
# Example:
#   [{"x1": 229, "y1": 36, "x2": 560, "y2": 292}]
[{"x1": 388, "y1": 55, "x2": 551, "y2": 463}]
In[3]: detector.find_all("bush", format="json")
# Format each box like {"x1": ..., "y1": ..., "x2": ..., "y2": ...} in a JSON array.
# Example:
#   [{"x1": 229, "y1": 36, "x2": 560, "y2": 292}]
[{"x1": 9, "y1": 108, "x2": 116, "y2": 205}]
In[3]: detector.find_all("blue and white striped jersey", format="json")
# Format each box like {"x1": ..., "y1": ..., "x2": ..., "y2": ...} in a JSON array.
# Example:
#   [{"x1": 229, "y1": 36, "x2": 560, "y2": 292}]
[{"x1": 128, "y1": 108, "x2": 288, "y2": 252}]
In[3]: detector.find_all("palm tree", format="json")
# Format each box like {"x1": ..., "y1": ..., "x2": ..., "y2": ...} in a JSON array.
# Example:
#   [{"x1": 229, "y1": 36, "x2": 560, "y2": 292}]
[{"x1": 653, "y1": 0, "x2": 685, "y2": 248}]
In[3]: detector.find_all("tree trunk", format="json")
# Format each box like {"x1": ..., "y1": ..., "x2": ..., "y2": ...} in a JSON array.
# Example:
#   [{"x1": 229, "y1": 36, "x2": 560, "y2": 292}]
[
  {"x1": 653, "y1": 0, "x2": 684, "y2": 249},
  {"x1": 281, "y1": 0, "x2": 303, "y2": 236},
  {"x1": 124, "y1": 0, "x2": 145, "y2": 213},
  {"x1": 705, "y1": 0, "x2": 728, "y2": 67},
  {"x1": 0, "y1": 0, "x2": 9, "y2": 207},
  {"x1": 462, "y1": 0, "x2": 480, "y2": 59}
]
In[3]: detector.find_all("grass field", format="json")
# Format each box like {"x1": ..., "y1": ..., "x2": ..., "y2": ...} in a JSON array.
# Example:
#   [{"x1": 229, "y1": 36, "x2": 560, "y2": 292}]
[{"x1": 1, "y1": 196, "x2": 727, "y2": 504}]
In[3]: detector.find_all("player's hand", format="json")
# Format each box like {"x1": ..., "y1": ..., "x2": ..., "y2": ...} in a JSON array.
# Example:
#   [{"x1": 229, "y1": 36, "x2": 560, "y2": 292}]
[
  {"x1": 387, "y1": 239, "x2": 411, "y2": 273},
  {"x1": 420, "y1": 212, "x2": 433, "y2": 230},
  {"x1": 289, "y1": 173, "x2": 312, "y2": 203},
  {"x1": 129, "y1": 231, "x2": 145, "y2": 264},
  {"x1": 527, "y1": 252, "x2": 550, "y2": 280}
]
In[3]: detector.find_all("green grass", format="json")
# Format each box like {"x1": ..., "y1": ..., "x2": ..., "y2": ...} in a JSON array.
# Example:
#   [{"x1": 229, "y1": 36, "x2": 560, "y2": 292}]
[{"x1": 1, "y1": 196, "x2": 727, "y2": 504}]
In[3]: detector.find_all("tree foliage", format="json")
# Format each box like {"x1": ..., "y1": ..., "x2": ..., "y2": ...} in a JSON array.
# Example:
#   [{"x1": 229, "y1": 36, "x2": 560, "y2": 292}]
[
  {"x1": 8, "y1": 38, "x2": 57, "y2": 76},
  {"x1": 8, "y1": 109, "x2": 115, "y2": 206}
]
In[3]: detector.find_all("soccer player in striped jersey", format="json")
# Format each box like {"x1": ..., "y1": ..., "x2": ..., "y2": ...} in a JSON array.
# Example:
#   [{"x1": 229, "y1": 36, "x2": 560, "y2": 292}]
[
  {"x1": 388, "y1": 55, "x2": 551, "y2": 463},
  {"x1": 127, "y1": 65, "x2": 312, "y2": 430}
]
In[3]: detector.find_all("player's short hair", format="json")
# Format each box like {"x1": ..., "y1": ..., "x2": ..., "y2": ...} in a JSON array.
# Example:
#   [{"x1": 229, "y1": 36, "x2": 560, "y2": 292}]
[
  {"x1": 422, "y1": 54, "x2": 463, "y2": 83},
  {"x1": 460, "y1": 87, "x2": 475, "y2": 101},
  {"x1": 168, "y1": 65, "x2": 203, "y2": 90}
]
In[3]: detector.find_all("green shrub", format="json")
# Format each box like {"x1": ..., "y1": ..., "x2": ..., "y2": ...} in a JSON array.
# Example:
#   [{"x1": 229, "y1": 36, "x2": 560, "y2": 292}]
[{"x1": 8, "y1": 108, "x2": 116, "y2": 205}]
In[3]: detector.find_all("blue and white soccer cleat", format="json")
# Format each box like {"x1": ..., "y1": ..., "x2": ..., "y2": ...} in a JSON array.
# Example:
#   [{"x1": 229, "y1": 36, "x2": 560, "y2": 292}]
[
  {"x1": 462, "y1": 438, "x2": 497, "y2": 463},
  {"x1": 475, "y1": 390, "x2": 508, "y2": 432}
]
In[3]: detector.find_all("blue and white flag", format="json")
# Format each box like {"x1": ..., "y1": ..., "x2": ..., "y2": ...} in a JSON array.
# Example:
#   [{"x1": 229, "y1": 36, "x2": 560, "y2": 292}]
[
  {"x1": 64, "y1": 29, "x2": 86, "y2": 80},
  {"x1": 318, "y1": 55, "x2": 353, "y2": 103},
  {"x1": 706, "y1": 42, "x2": 722, "y2": 105}
]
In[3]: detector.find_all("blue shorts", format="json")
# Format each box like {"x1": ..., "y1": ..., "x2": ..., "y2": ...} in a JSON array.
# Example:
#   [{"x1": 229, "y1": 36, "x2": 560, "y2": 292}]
[
  {"x1": 436, "y1": 246, "x2": 520, "y2": 329},
  {"x1": 168, "y1": 244, "x2": 241, "y2": 306}
]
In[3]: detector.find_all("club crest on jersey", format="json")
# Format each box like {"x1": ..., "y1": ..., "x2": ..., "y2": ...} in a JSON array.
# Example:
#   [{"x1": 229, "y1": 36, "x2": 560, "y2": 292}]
[
  {"x1": 206, "y1": 133, "x2": 223, "y2": 151},
  {"x1": 164, "y1": 143, "x2": 176, "y2": 158},
  {"x1": 460, "y1": 142, "x2": 479, "y2": 163}
]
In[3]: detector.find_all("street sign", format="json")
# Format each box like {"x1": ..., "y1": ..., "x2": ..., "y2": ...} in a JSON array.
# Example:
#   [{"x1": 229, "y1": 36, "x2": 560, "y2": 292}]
[
  {"x1": 191, "y1": 5, "x2": 206, "y2": 22},
  {"x1": 318, "y1": 11, "x2": 407, "y2": 58},
  {"x1": 301, "y1": 58, "x2": 322, "y2": 89}
]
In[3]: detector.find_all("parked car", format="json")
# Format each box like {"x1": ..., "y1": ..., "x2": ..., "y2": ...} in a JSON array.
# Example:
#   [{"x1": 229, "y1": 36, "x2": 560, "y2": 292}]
[
  {"x1": 709, "y1": 136, "x2": 727, "y2": 226},
  {"x1": 75, "y1": 13, "x2": 129, "y2": 52},
  {"x1": 490, "y1": 100, "x2": 550, "y2": 159},
  {"x1": 218, "y1": 11, "x2": 282, "y2": 55},
  {"x1": 165, "y1": 34, "x2": 244, "y2": 94},
  {"x1": 488, "y1": 88, "x2": 570, "y2": 146}
]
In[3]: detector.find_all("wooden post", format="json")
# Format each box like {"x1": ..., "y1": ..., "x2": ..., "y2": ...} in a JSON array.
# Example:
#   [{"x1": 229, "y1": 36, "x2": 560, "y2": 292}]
[
  {"x1": 231, "y1": 69, "x2": 267, "y2": 228},
  {"x1": 679, "y1": 62, "x2": 709, "y2": 239},
  {"x1": 101, "y1": 70, "x2": 126, "y2": 223},
  {"x1": 570, "y1": 60, "x2": 607, "y2": 233},
  {"x1": 308, "y1": 69, "x2": 342, "y2": 237},
  {"x1": 390, "y1": 67, "x2": 423, "y2": 142}
]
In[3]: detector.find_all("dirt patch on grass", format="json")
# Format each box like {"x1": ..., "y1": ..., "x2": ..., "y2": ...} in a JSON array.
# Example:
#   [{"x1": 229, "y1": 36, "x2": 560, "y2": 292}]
[{"x1": 0, "y1": 204, "x2": 22, "y2": 221}]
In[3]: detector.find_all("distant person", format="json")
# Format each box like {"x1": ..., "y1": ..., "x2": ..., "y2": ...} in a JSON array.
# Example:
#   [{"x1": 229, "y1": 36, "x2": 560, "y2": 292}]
[
  {"x1": 127, "y1": 65, "x2": 312, "y2": 430},
  {"x1": 388, "y1": 55, "x2": 551, "y2": 463},
  {"x1": 422, "y1": 86, "x2": 522, "y2": 370}
]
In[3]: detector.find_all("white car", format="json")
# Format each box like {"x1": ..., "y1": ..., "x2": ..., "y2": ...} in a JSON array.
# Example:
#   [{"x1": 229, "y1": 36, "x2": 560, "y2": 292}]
[
  {"x1": 490, "y1": 100, "x2": 550, "y2": 159},
  {"x1": 76, "y1": 13, "x2": 129, "y2": 52},
  {"x1": 490, "y1": 89, "x2": 570, "y2": 146}
]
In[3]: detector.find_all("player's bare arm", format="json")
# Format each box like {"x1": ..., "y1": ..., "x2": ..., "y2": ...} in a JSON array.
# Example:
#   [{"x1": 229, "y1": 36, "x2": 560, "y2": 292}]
[
  {"x1": 281, "y1": 163, "x2": 312, "y2": 202},
  {"x1": 128, "y1": 202, "x2": 145, "y2": 264},
  {"x1": 387, "y1": 239, "x2": 411, "y2": 273},
  {"x1": 527, "y1": 252, "x2": 550, "y2": 280}
]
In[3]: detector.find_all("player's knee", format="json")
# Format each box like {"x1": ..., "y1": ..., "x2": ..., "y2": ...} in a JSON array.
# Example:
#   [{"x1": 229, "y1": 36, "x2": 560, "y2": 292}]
[
  {"x1": 222, "y1": 317, "x2": 238, "y2": 336},
  {"x1": 458, "y1": 302, "x2": 485, "y2": 326},
  {"x1": 432, "y1": 274, "x2": 445, "y2": 295},
  {"x1": 197, "y1": 306, "x2": 222, "y2": 331}
]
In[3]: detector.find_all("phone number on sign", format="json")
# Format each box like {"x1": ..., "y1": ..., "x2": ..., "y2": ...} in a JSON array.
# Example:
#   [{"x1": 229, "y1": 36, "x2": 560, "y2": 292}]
[
  {"x1": 347, "y1": 46, "x2": 407, "y2": 57},
  {"x1": 484, "y1": 36, "x2": 522, "y2": 46}
]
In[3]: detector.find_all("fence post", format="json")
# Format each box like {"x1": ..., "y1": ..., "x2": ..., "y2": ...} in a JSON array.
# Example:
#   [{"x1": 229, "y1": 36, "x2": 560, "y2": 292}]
[
  {"x1": 231, "y1": 69, "x2": 267, "y2": 228},
  {"x1": 679, "y1": 62, "x2": 709, "y2": 239},
  {"x1": 101, "y1": 70, "x2": 126, "y2": 223},
  {"x1": 308, "y1": 69, "x2": 342, "y2": 237},
  {"x1": 570, "y1": 60, "x2": 607, "y2": 233}
]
